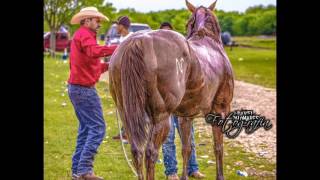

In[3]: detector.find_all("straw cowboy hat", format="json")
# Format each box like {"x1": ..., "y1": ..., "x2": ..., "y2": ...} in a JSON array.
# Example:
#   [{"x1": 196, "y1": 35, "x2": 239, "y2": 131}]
[{"x1": 70, "y1": 7, "x2": 109, "y2": 24}]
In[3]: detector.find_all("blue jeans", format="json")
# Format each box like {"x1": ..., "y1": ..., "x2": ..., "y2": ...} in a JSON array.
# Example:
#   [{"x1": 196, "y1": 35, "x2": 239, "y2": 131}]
[
  {"x1": 68, "y1": 84, "x2": 106, "y2": 176},
  {"x1": 162, "y1": 116, "x2": 199, "y2": 176}
]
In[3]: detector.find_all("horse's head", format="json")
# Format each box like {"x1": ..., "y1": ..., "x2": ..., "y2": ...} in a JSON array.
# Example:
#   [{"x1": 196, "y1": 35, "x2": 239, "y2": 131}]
[{"x1": 185, "y1": 0, "x2": 221, "y2": 42}]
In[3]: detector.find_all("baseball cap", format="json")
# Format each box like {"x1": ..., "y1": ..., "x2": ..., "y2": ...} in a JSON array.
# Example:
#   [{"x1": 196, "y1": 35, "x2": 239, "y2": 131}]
[
  {"x1": 113, "y1": 16, "x2": 131, "y2": 28},
  {"x1": 160, "y1": 22, "x2": 173, "y2": 29}
]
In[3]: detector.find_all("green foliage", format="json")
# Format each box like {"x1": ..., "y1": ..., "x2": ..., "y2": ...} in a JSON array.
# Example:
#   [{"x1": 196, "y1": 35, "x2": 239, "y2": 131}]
[
  {"x1": 44, "y1": 2, "x2": 276, "y2": 37},
  {"x1": 255, "y1": 10, "x2": 276, "y2": 35},
  {"x1": 237, "y1": 5, "x2": 276, "y2": 35},
  {"x1": 44, "y1": 0, "x2": 112, "y2": 34},
  {"x1": 219, "y1": 15, "x2": 234, "y2": 34},
  {"x1": 44, "y1": 21, "x2": 50, "y2": 32},
  {"x1": 245, "y1": 4, "x2": 276, "y2": 14}
]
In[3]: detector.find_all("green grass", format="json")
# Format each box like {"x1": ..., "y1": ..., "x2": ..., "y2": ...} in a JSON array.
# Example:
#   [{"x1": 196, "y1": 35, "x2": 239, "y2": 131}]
[
  {"x1": 44, "y1": 45, "x2": 276, "y2": 179},
  {"x1": 99, "y1": 40, "x2": 105, "y2": 45},
  {"x1": 233, "y1": 36, "x2": 276, "y2": 50},
  {"x1": 225, "y1": 46, "x2": 276, "y2": 88}
]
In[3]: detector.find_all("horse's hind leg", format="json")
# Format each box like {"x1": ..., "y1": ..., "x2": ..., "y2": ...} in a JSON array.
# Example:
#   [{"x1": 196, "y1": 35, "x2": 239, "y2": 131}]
[
  {"x1": 145, "y1": 115, "x2": 171, "y2": 180},
  {"x1": 178, "y1": 117, "x2": 193, "y2": 180},
  {"x1": 131, "y1": 143, "x2": 144, "y2": 180},
  {"x1": 212, "y1": 103, "x2": 230, "y2": 180}
]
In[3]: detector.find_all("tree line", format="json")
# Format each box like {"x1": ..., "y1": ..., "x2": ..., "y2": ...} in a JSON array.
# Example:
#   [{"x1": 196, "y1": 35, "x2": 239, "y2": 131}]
[{"x1": 45, "y1": 1, "x2": 276, "y2": 37}]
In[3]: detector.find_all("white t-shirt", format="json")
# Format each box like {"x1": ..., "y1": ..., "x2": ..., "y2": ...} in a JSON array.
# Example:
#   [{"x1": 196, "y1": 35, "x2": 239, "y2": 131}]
[{"x1": 119, "y1": 32, "x2": 134, "y2": 43}]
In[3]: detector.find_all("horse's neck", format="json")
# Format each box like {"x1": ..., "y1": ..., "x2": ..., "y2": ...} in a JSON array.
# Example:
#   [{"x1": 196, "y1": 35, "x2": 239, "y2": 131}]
[
  {"x1": 187, "y1": 36, "x2": 228, "y2": 76},
  {"x1": 189, "y1": 36, "x2": 222, "y2": 49},
  {"x1": 188, "y1": 36, "x2": 223, "y2": 58}
]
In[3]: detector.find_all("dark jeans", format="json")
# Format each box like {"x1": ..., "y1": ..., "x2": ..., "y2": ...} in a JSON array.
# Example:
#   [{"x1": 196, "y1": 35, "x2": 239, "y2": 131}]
[
  {"x1": 162, "y1": 116, "x2": 199, "y2": 176},
  {"x1": 68, "y1": 84, "x2": 106, "y2": 176}
]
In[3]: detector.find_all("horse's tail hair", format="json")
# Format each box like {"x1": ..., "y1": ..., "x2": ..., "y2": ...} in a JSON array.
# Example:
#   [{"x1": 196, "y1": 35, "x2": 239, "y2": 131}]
[{"x1": 120, "y1": 38, "x2": 150, "y2": 150}]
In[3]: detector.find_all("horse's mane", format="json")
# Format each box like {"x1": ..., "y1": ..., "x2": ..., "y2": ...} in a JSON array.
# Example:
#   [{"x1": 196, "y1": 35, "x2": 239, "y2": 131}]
[{"x1": 186, "y1": 6, "x2": 222, "y2": 43}]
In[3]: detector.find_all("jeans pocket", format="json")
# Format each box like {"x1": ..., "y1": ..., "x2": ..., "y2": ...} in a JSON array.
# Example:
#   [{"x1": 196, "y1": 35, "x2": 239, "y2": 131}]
[{"x1": 68, "y1": 86, "x2": 86, "y2": 105}]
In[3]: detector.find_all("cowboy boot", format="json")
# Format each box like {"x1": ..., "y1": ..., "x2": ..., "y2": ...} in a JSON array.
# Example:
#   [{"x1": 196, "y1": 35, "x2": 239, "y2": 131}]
[
  {"x1": 167, "y1": 173, "x2": 179, "y2": 180},
  {"x1": 189, "y1": 171, "x2": 205, "y2": 179},
  {"x1": 78, "y1": 173, "x2": 104, "y2": 180}
]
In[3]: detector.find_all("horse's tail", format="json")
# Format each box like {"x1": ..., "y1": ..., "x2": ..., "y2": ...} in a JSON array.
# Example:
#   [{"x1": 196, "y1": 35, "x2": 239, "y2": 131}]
[{"x1": 120, "y1": 38, "x2": 150, "y2": 150}]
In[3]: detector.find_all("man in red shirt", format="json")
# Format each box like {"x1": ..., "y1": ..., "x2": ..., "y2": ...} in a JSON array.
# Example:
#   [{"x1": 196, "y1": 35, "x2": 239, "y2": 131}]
[{"x1": 68, "y1": 7, "x2": 115, "y2": 180}]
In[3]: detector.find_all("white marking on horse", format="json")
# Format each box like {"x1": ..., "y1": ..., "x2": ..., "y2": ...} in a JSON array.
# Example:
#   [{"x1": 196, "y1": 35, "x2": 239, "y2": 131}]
[{"x1": 176, "y1": 57, "x2": 184, "y2": 74}]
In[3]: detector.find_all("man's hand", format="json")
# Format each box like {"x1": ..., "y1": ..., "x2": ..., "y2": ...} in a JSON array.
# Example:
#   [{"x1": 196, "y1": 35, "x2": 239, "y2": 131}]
[{"x1": 103, "y1": 56, "x2": 111, "y2": 62}]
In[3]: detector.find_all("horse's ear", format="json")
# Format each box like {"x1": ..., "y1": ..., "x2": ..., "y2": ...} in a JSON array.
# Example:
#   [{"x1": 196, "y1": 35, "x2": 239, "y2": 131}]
[
  {"x1": 208, "y1": 0, "x2": 217, "y2": 11},
  {"x1": 185, "y1": 0, "x2": 196, "y2": 13}
]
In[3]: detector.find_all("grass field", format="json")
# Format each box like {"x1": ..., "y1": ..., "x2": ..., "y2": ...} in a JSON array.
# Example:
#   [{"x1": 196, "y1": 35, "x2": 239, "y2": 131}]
[
  {"x1": 44, "y1": 36, "x2": 276, "y2": 179},
  {"x1": 233, "y1": 36, "x2": 276, "y2": 50},
  {"x1": 226, "y1": 47, "x2": 276, "y2": 88}
]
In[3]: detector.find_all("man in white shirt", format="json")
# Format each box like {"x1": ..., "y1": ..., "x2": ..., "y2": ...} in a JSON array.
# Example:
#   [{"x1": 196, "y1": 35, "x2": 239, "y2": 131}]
[{"x1": 113, "y1": 16, "x2": 133, "y2": 43}]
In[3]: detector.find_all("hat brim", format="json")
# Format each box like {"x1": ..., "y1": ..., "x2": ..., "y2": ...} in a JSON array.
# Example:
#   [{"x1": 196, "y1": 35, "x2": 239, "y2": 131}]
[{"x1": 70, "y1": 11, "x2": 109, "y2": 24}]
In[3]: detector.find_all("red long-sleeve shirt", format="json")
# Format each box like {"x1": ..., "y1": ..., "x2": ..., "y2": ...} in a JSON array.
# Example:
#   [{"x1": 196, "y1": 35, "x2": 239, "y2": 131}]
[{"x1": 68, "y1": 26, "x2": 117, "y2": 87}]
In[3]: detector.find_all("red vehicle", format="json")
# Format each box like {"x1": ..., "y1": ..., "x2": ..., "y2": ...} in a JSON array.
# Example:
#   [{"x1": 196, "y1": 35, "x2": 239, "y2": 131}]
[{"x1": 44, "y1": 32, "x2": 71, "y2": 52}]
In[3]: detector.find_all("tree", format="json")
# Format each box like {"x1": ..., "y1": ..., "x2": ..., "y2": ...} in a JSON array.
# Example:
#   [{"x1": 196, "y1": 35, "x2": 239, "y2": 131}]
[
  {"x1": 245, "y1": 5, "x2": 265, "y2": 14},
  {"x1": 44, "y1": 21, "x2": 50, "y2": 32},
  {"x1": 44, "y1": 0, "x2": 104, "y2": 57},
  {"x1": 219, "y1": 16, "x2": 234, "y2": 33},
  {"x1": 44, "y1": 0, "x2": 77, "y2": 57},
  {"x1": 255, "y1": 10, "x2": 276, "y2": 35},
  {"x1": 232, "y1": 17, "x2": 248, "y2": 36},
  {"x1": 44, "y1": 2, "x2": 277, "y2": 47},
  {"x1": 232, "y1": 15, "x2": 256, "y2": 36}
]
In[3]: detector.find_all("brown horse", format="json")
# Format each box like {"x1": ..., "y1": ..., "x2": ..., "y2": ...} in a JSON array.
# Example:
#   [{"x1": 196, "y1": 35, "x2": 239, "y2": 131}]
[{"x1": 109, "y1": 0, "x2": 234, "y2": 179}]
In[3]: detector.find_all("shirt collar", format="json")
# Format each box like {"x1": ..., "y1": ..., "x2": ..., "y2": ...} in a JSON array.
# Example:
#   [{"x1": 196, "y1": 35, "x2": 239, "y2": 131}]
[{"x1": 80, "y1": 26, "x2": 97, "y2": 36}]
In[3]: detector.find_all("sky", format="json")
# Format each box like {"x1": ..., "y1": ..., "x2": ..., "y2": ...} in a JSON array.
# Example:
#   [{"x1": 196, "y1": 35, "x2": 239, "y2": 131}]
[{"x1": 104, "y1": 0, "x2": 276, "y2": 13}]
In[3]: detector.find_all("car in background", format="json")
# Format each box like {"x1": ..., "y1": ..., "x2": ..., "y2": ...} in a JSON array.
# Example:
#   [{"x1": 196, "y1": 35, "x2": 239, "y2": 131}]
[
  {"x1": 105, "y1": 23, "x2": 151, "y2": 45},
  {"x1": 44, "y1": 32, "x2": 71, "y2": 52}
]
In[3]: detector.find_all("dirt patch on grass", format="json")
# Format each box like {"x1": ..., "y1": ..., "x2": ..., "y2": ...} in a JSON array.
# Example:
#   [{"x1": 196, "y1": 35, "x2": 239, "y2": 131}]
[{"x1": 194, "y1": 80, "x2": 276, "y2": 163}]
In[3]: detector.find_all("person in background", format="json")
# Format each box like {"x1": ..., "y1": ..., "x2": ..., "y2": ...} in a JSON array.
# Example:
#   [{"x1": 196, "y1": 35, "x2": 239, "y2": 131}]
[
  {"x1": 114, "y1": 16, "x2": 133, "y2": 43},
  {"x1": 68, "y1": 7, "x2": 115, "y2": 180},
  {"x1": 159, "y1": 21, "x2": 173, "y2": 30},
  {"x1": 59, "y1": 25, "x2": 68, "y2": 33},
  {"x1": 159, "y1": 21, "x2": 205, "y2": 180},
  {"x1": 59, "y1": 24, "x2": 71, "y2": 40}
]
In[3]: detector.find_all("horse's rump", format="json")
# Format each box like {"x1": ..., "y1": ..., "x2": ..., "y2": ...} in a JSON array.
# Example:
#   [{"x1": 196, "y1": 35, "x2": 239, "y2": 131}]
[{"x1": 109, "y1": 30, "x2": 194, "y2": 147}]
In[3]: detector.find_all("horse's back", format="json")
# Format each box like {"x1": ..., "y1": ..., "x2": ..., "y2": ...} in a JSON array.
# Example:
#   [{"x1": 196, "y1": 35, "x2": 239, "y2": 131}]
[{"x1": 110, "y1": 29, "x2": 188, "y2": 72}]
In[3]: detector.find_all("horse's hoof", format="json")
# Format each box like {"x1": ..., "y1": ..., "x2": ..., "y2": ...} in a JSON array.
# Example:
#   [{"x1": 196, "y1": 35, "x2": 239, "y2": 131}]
[
  {"x1": 180, "y1": 176, "x2": 188, "y2": 180},
  {"x1": 216, "y1": 175, "x2": 224, "y2": 180}
]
